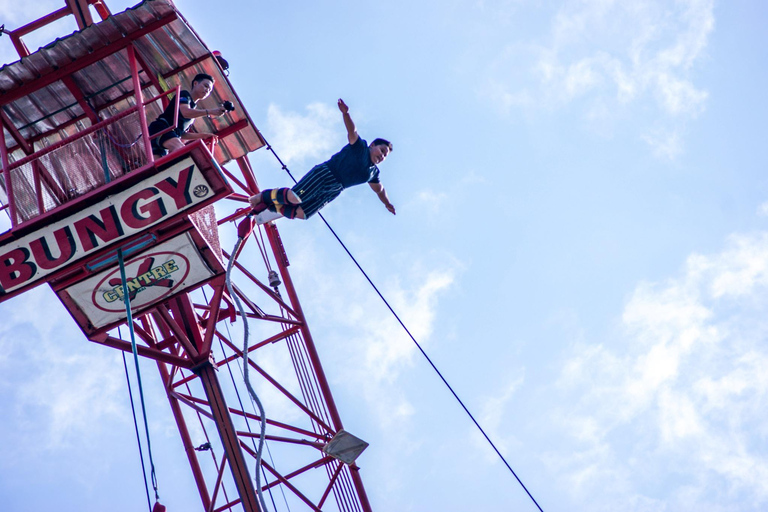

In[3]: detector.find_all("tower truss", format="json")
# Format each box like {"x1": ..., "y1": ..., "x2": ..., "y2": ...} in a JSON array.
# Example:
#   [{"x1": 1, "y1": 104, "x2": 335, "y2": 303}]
[{"x1": 0, "y1": 1, "x2": 372, "y2": 510}]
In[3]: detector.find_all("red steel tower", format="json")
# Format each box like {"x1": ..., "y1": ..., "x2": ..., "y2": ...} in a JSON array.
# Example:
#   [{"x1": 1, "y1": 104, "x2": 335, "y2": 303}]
[{"x1": 0, "y1": 1, "x2": 372, "y2": 510}]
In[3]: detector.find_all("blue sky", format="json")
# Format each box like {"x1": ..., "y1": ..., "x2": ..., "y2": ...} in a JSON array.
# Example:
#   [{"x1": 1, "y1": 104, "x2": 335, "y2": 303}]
[{"x1": 2, "y1": 0, "x2": 768, "y2": 511}]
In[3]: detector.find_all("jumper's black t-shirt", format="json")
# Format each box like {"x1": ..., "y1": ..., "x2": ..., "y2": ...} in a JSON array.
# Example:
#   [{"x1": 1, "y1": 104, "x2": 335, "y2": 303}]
[{"x1": 325, "y1": 137, "x2": 380, "y2": 189}]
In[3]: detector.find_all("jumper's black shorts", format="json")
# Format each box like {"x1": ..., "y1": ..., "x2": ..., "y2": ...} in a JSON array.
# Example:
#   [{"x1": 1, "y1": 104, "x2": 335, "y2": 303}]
[{"x1": 292, "y1": 164, "x2": 344, "y2": 218}]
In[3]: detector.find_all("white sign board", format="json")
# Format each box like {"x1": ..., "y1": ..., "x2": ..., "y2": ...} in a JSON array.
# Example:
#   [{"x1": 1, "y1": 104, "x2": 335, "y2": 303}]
[
  {"x1": 65, "y1": 232, "x2": 215, "y2": 329},
  {"x1": 0, "y1": 158, "x2": 214, "y2": 297}
]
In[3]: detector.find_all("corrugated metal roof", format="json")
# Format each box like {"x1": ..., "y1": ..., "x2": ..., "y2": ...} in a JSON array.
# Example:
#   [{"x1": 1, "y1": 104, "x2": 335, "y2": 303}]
[{"x1": 0, "y1": 0, "x2": 264, "y2": 167}]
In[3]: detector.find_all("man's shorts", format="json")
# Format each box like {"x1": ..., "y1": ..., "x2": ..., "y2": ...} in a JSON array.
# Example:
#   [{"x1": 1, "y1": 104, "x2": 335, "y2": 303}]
[
  {"x1": 148, "y1": 119, "x2": 180, "y2": 157},
  {"x1": 292, "y1": 164, "x2": 344, "y2": 218}
]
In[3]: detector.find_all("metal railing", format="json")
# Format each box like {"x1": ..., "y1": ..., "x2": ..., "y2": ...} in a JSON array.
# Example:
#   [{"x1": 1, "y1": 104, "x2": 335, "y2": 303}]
[{"x1": 0, "y1": 86, "x2": 180, "y2": 227}]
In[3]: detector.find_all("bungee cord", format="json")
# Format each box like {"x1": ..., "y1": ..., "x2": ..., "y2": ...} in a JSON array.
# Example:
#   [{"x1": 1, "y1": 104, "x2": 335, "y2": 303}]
[
  {"x1": 225, "y1": 233, "x2": 270, "y2": 512},
  {"x1": 203, "y1": 285, "x2": 286, "y2": 512}
]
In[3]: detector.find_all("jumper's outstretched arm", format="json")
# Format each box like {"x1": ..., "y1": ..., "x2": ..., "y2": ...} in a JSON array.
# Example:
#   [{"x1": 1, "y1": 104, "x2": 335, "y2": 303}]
[
  {"x1": 338, "y1": 98, "x2": 359, "y2": 145},
  {"x1": 369, "y1": 182, "x2": 396, "y2": 215}
]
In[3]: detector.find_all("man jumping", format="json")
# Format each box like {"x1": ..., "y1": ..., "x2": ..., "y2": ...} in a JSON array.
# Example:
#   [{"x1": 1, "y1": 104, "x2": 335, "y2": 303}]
[{"x1": 249, "y1": 99, "x2": 394, "y2": 221}]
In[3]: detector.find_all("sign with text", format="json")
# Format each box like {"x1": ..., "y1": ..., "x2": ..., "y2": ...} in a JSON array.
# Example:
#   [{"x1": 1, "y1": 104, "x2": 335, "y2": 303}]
[
  {"x1": 0, "y1": 158, "x2": 214, "y2": 298},
  {"x1": 64, "y1": 232, "x2": 215, "y2": 329}
]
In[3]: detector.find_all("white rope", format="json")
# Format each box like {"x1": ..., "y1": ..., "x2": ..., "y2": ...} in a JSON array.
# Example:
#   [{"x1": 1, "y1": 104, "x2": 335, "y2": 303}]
[{"x1": 225, "y1": 234, "x2": 269, "y2": 512}]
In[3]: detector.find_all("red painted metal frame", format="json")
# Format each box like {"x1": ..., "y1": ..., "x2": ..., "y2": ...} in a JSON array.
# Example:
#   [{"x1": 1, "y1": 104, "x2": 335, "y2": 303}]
[
  {"x1": 66, "y1": 0, "x2": 95, "y2": 29},
  {"x1": 0, "y1": 110, "x2": 33, "y2": 155},
  {"x1": 6, "y1": 0, "x2": 108, "y2": 56},
  {"x1": 2, "y1": 2, "x2": 375, "y2": 511},
  {"x1": 77, "y1": 244, "x2": 376, "y2": 512},
  {"x1": 79, "y1": 197, "x2": 376, "y2": 511},
  {"x1": 128, "y1": 44, "x2": 155, "y2": 166}
]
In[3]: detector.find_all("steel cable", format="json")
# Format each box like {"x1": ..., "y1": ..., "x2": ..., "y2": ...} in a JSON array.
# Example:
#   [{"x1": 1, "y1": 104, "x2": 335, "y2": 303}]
[{"x1": 263, "y1": 140, "x2": 545, "y2": 512}]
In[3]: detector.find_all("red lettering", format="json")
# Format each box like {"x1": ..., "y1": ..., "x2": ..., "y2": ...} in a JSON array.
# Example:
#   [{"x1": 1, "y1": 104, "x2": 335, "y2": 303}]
[
  {"x1": 121, "y1": 187, "x2": 168, "y2": 229},
  {"x1": 155, "y1": 165, "x2": 194, "y2": 209},
  {"x1": 73, "y1": 205, "x2": 124, "y2": 251},
  {"x1": 0, "y1": 247, "x2": 37, "y2": 292},
  {"x1": 29, "y1": 226, "x2": 77, "y2": 270}
]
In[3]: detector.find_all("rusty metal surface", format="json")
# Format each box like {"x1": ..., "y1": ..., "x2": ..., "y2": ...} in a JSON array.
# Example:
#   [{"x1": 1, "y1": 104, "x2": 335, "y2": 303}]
[{"x1": 0, "y1": 0, "x2": 264, "y2": 168}]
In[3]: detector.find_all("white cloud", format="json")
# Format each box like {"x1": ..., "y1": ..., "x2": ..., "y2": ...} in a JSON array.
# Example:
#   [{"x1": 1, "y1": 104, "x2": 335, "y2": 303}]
[
  {"x1": 472, "y1": 373, "x2": 525, "y2": 459},
  {"x1": 415, "y1": 190, "x2": 449, "y2": 215},
  {"x1": 406, "y1": 172, "x2": 488, "y2": 220},
  {"x1": 0, "y1": 288, "x2": 125, "y2": 452},
  {"x1": 362, "y1": 269, "x2": 456, "y2": 383},
  {"x1": 642, "y1": 128, "x2": 684, "y2": 159},
  {"x1": 706, "y1": 233, "x2": 768, "y2": 298},
  {"x1": 265, "y1": 102, "x2": 340, "y2": 165},
  {"x1": 655, "y1": 73, "x2": 708, "y2": 116},
  {"x1": 550, "y1": 230, "x2": 768, "y2": 508},
  {"x1": 546, "y1": 0, "x2": 713, "y2": 115},
  {"x1": 285, "y1": 232, "x2": 459, "y2": 432},
  {"x1": 17, "y1": 349, "x2": 125, "y2": 448},
  {"x1": 480, "y1": 0, "x2": 714, "y2": 158},
  {"x1": 564, "y1": 58, "x2": 602, "y2": 98}
]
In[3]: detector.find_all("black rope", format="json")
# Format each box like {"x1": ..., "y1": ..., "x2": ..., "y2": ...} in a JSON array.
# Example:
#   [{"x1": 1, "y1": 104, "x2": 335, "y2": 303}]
[
  {"x1": 263, "y1": 140, "x2": 545, "y2": 512},
  {"x1": 119, "y1": 328, "x2": 153, "y2": 512},
  {"x1": 315, "y1": 213, "x2": 544, "y2": 512},
  {"x1": 118, "y1": 249, "x2": 161, "y2": 504}
]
